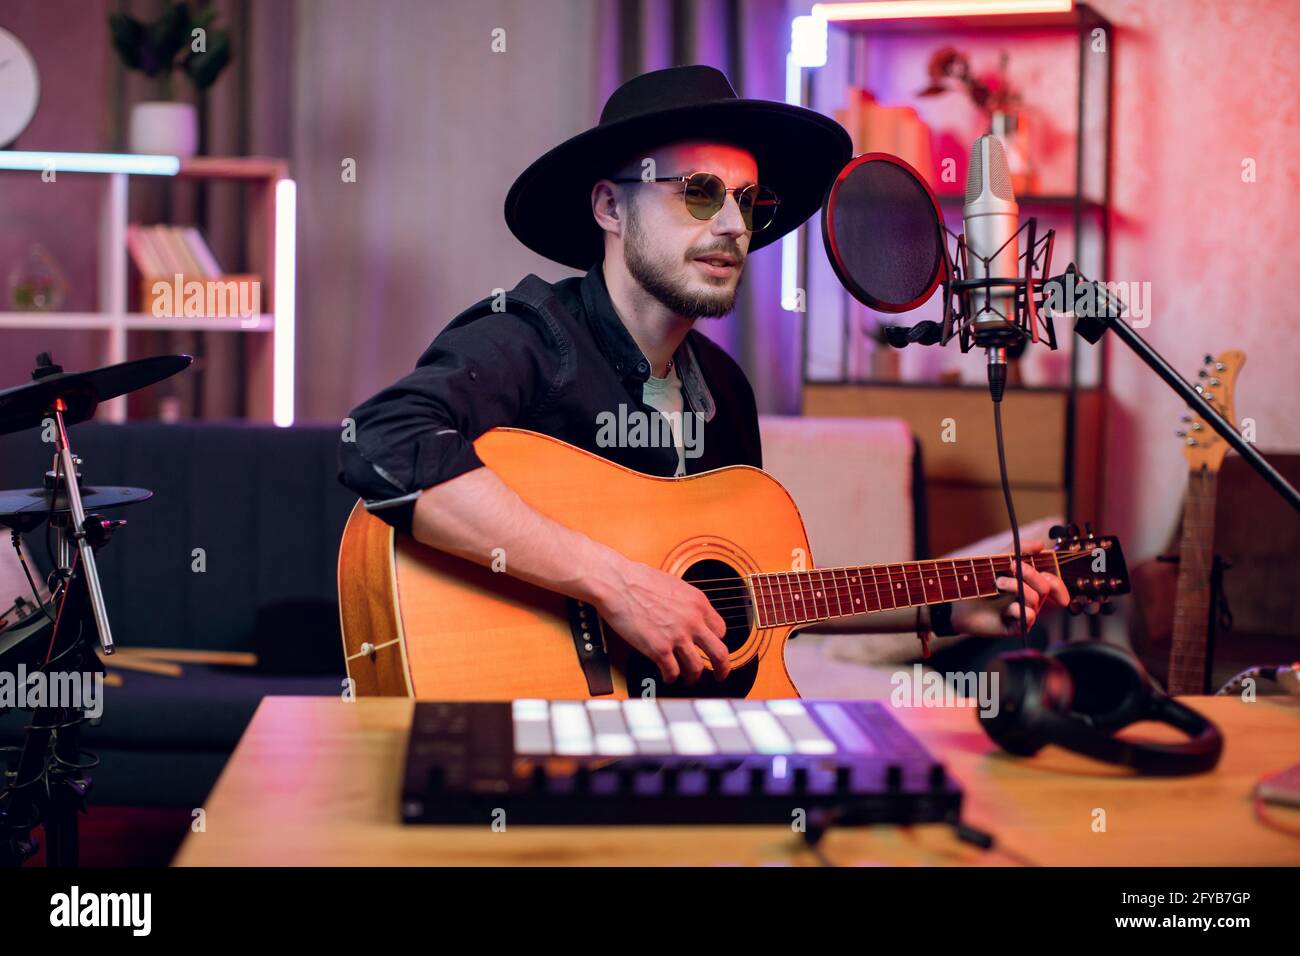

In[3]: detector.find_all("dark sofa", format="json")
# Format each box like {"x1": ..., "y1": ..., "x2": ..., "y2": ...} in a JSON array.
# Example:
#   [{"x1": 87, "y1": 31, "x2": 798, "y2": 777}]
[{"x1": 0, "y1": 422, "x2": 354, "y2": 807}]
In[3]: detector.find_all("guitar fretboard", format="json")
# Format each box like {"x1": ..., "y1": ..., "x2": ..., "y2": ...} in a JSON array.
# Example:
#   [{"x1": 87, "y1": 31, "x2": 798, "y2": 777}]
[
  {"x1": 1168, "y1": 468, "x2": 1219, "y2": 695},
  {"x1": 748, "y1": 552, "x2": 1060, "y2": 628}
]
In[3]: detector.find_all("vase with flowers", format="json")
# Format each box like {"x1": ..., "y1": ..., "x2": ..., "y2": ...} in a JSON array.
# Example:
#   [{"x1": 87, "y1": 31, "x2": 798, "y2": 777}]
[{"x1": 919, "y1": 47, "x2": 1036, "y2": 194}]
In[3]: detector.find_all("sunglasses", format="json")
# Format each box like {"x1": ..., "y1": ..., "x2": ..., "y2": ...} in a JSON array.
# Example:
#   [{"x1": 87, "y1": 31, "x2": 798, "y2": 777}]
[{"x1": 610, "y1": 171, "x2": 781, "y2": 232}]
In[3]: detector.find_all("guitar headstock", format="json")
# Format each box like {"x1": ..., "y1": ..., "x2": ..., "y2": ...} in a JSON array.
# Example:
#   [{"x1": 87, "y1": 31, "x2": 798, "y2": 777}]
[
  {"x1": 1049, "y1": 523, "x2": 1131, "y2": 615},
  {"x1": 1179, "y1": 350, "x2": 1245, "y2": 474}
]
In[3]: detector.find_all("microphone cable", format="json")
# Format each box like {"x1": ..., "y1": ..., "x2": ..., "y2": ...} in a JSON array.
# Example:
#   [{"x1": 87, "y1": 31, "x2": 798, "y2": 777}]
[{"x1": 989, "y1": 366, "x2": 1031, "y2": 649}]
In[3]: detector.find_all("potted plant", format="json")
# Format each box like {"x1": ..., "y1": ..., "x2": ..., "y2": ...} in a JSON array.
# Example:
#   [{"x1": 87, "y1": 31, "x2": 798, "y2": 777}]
[
  {"x1": 109, "y1": 2, "x2": 232, "y2": 156},
  {"x1": 919, "y1": 47, "x2": 1036, "y2": 194}
]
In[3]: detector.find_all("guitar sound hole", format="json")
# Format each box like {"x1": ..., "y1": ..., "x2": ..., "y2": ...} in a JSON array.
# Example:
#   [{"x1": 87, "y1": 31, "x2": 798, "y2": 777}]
[
  {"x1": 622, "y1": 558, "x2": 758, "y2": 699},
  {"x1": 682, "y1": 558, "x2": 753, "y2": 655}
]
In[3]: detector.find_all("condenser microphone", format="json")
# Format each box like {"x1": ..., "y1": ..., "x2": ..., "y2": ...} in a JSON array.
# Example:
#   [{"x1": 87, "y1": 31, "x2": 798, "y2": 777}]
[
  {"x1": 963, "y1": 135, "x2": 1021, "y2": 396},
  {"x1": 818, "y1": 147, "x2": 1058, "y2": 393}
]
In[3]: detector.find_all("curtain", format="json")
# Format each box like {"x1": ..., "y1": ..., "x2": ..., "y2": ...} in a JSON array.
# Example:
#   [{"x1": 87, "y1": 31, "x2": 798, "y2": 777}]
[{"x1": 294, "y1": 0, "x2": 807, "y2": 423}]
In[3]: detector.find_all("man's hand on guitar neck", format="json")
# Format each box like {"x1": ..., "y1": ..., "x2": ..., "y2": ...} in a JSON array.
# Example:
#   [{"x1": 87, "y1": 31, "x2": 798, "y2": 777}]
[
  {"x1": 949, "y1": 539, "x2": 1071, "y2": 639},
  {"x1": 411, "y1": 466, "x2": 731, "y2": 687},
  {"x1": 806, "y1": 540, "x2": 1070, "y2": 649}
]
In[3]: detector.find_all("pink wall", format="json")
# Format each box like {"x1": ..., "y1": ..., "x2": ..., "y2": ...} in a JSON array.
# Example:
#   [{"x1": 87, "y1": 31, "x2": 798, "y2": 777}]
[
  {"x1": 804, "y1": 0, "x2": 1300, "y2": 563},
  {"x1": 0, "y1": 1, "x2": 113, "y2": 383},
  {"x1": 1093, "y1": 0, "x2": 1299, "y2": 560}
]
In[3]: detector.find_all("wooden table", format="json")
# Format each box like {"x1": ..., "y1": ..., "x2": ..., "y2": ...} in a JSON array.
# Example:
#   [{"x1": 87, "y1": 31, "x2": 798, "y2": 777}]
[{"x1": 173, "y1": 695, "x2": 1300, "y2": 866}]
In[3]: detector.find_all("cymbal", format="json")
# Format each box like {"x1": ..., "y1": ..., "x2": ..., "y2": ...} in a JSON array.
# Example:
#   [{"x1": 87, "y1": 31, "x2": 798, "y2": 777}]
[
  {"x1": 0, "y1": 486, "x2": 152, "y2": 530},
  {"x1": 0, "y1": 354, "x2": 192, "y2": 435}
]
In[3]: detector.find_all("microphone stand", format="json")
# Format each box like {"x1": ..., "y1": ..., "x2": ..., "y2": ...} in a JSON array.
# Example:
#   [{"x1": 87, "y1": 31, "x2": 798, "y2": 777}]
[{"x1": 1058, "y1": 264, "x2": 1300, "y2": 515}]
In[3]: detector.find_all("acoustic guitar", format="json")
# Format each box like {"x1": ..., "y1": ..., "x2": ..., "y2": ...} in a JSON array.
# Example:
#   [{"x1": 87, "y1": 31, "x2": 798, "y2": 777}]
[{"x1": 338, "y1": 428, "x2": 1130, "y2": 700}]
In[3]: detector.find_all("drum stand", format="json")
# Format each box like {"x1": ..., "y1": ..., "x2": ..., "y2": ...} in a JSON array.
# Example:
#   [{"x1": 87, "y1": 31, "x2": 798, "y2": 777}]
[{"x1": 0, "y1": 398, "x2": 122, "y2": 867}]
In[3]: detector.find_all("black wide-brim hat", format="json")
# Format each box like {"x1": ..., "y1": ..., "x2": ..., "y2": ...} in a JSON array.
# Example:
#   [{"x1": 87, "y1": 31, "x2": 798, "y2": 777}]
[{"x1": 505, "y1": 65, "x2": 853, "y2": 271}]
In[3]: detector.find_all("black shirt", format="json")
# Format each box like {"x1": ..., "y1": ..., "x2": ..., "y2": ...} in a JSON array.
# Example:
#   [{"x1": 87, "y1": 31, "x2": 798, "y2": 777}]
[{"x1": 337, "y1": 259, "x2": 762, "y2": 536}]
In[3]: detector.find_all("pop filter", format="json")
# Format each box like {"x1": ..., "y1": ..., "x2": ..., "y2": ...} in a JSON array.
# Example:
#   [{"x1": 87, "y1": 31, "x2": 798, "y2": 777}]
[{"x1": 821, "y1": 152, "x2": 947, "y2": 313}]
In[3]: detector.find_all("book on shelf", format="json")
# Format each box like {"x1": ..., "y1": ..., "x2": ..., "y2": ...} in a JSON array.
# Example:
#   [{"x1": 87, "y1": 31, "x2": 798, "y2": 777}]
[
  {"x1": 127, "y1": 224, "x2": 261, "y2": 319},
  {"x1": 181, "y1": 227, "x2": 223, "y2": 278},
  {"x1": 128, "y1": 224, "x2": 225, "y2": 279}
]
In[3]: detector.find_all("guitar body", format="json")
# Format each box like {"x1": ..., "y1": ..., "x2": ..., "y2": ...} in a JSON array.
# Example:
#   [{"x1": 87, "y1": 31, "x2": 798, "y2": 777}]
[{"x1": 338, "y1": 428, "x2": 808, "y2": 700}]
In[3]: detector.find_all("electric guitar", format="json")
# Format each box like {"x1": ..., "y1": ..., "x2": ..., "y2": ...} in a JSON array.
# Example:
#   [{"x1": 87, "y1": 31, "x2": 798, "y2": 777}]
[
  {"x1": 338, "y1": 428, "x2": 1130, "y2": 700},
  {"x1": 1165, "y1": 350, "x2": 1245, "y2": 695}
]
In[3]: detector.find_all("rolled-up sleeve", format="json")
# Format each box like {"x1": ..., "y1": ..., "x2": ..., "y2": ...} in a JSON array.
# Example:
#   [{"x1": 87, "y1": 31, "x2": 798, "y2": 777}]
[{"x1": 338, "y1": 310, "x2": 557, "y2": 536}]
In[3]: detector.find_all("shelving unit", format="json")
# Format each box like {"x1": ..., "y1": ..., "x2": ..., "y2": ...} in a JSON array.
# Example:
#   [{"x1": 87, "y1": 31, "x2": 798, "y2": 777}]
[
  {"x1": 0, "y1": 151, "x2": 296, "y2": 425},
  {"x1": 791, "y1": 1, "x2": 1114, "y2": 553}
]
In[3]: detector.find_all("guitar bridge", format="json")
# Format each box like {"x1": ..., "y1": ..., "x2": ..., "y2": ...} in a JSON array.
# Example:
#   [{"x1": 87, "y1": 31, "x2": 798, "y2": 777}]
[{"x1": 566, "y1": 598, "x2": 614, "y2": 696}]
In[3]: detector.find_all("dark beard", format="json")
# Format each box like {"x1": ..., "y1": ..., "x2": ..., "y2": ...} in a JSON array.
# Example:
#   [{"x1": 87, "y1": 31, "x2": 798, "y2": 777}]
[{"x1": 623, "y1": 203, "x2": 741, "y2": 319}]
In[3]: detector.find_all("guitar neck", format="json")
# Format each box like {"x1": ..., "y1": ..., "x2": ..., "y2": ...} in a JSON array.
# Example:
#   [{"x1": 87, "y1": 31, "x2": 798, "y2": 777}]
[
  {"x1": 748, "y1": 552, "x2": 1061, "y2": 628},
  {"x1": 1168, "y1": 468, "x2": 1220, "y2": 695}
]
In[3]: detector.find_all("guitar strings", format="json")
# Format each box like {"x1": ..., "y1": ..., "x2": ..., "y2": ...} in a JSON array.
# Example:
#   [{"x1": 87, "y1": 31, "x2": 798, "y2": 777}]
[
  {"x1": 676, "y1": 551, "x2": 1094, "y2": 626},
  {"x1": 684, "y1": 553, "x2": 1072, "y2": 599},
  {"x1": 673, "y1": 552, "x2": 1065, "y2": 588},
  {"x1": 701, "y1": 586, "x2": 1008, "y2": 624},
  {"x1": 696, "y1": 549, "x2": 1084, "y2": 587},
  {"x1": 589, "y1": 553, "x2": 1092, "y2": 629},
  {"x1": 687, "y1": 563, "x2": 1075, "y2": 617},
  {"x1": 697, "y1": 582, "x2": 1043, "y2": 628},
  {"x1": 695, "y1": 559, "x2": 1057, "y2": 595},
  {"x1": 674, "y1": 573, "x2": 1066, "y2": 627}
]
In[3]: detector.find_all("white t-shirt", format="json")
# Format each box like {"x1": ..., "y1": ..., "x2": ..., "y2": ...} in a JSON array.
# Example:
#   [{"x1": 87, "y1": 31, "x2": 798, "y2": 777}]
[{"x1": 641, "y1": 365, "x2": 686, "y2": 476}]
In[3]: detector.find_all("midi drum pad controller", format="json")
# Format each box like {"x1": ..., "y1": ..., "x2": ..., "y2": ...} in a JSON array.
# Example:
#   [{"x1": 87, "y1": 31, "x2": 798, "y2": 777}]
[{"x1": 401, "y1": 698, "x2": 962, "y2": 826}]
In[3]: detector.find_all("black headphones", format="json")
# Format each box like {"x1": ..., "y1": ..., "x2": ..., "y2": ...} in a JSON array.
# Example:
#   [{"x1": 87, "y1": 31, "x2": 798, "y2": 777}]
[{"x1": 979, "y1": 641, "x2": 1224, "y2": 776}]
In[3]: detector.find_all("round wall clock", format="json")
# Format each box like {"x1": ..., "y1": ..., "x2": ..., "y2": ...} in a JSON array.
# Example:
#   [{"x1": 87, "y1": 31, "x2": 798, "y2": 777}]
[{"x1": 0, "y1": 28, "x2": 41, "y2": 148}]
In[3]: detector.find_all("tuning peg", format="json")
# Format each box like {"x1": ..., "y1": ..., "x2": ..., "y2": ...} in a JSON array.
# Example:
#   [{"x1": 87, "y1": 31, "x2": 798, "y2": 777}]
[
  {"x1": 1066, "y1": 523, "x2": 1080, "y2": 539},
  {"x1": 1100, "y1": 600, "x2": 1117, "y2": 616},
  {"x1": 1175, "y1": 430, "x2": 1186, "y2": 438},
  {"x1": 1198, "y1": 369, "x2": 1209, "y2": 378},
  {"x1": 1194, "y1": 383, "x2": 1204, "y2": 394},
  {"x1": 1180, "y1": 415, "x2": 1192, "y2": 422},
  {"x1": 1204, "y1": 354, "x2": 1213, "y2": 364},
  {"x1": 1084, "y1": 521, "x2": 1095, "y2": 539},
  {"x1": 1068, "y1": 597, "x2": 1085, "y2": 616},
  {"x1": 1203, "y1": 392, "x2": 1215, "y2": 401},
  {"x1": 1049, "y1": 524, "x2": 1066, "y2": 543},
  {"x1": 1190, "y1": 422, "x2": 1202, "y2": 431},
  {"x1": 1214, "y1": 362, "x2": 1225, "y2": 371},
  {"x1": 1208, "y1": 377, "x2": 1220, "y2": 386}
]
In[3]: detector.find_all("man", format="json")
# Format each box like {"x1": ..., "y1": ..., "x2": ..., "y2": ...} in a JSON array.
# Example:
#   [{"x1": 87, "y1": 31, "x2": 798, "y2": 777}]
[{"x1": 338, "y1": 65, "x2": 1067, "y2": 688}]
